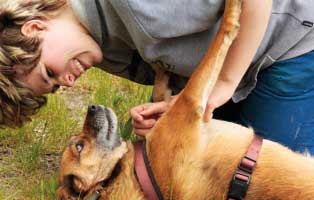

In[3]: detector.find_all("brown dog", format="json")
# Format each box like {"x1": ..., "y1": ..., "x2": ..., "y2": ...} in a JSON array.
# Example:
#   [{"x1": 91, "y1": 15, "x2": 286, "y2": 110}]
[{"x1": 57, "y1": 0, "x2": 314, "y2": 199}]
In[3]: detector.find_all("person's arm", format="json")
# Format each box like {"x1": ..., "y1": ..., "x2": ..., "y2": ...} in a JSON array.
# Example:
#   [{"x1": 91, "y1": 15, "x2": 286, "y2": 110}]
[
  {"x1": 130, "y1": 0, "x2": 272, "y2": 136},
  {"x1": 203, "y1": 0, "x2": 272, "y2": 121}
]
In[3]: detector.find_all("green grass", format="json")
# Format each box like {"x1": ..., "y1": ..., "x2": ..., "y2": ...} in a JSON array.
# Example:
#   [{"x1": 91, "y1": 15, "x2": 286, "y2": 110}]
[{"x1": 0, "y1": 68, "x2": 152, "y2": 199}]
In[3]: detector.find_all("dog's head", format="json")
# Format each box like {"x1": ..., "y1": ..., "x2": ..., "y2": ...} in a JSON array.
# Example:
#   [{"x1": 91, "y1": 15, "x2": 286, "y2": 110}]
[{"x1": 57, "y1": 105, "x2": 128, "y2": 199}]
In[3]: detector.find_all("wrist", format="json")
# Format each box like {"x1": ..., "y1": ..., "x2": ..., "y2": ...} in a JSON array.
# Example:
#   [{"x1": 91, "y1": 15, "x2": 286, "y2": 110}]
[{"x1": 208, "y1": 80, "x2": 237, "y2": 109}]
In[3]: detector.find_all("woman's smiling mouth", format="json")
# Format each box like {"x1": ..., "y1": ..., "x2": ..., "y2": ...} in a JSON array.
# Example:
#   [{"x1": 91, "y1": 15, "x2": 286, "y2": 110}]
[
  {"x1": 73, "y1": 58, "x2": 91, "y2": 78},
  {"x1": 74, "y1": 59, "x2": 85, "y2": 74}
]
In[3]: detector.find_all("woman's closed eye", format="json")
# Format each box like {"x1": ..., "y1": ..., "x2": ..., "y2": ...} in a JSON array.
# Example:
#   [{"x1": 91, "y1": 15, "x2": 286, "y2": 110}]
[
  {"x1": 39, "y1": 62, "x2": 54, "y2": 84},
  {"x1": 46, "y1": 67, "x2": 55, "y2": 78}
]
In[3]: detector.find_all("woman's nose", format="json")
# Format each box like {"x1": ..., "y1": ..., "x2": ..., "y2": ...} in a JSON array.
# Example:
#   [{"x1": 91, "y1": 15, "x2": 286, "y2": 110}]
[{"x1": 58, "y1": 74, "x2": 75, "y2": 87}]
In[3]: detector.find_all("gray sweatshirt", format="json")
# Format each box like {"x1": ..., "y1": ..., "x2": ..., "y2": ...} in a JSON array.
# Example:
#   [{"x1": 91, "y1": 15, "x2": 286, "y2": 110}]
[{"x1": 71, "y1": 0, "x2": 314, "y2": 102}]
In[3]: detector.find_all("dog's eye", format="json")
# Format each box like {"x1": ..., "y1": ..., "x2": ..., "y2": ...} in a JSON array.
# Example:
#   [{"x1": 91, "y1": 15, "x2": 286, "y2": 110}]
[{"x1": 76, "y1": 143, "x2": 84, "y2": 153}]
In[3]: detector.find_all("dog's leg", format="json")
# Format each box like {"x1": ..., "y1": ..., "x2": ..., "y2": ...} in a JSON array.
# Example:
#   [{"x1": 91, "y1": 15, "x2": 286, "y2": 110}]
[
  {"x1": 146, "y1": 0, "x2": 242, "y2": 198},
  {"x1": 177, "y1": 0, "x2": 241, "y2": 116},
  {"x1": 151, "y1": 63, "x2": 172, "y2": 102}
]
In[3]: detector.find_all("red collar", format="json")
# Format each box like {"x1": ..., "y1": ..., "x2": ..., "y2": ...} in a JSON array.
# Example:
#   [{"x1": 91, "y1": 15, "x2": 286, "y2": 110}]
[
  {"x1": 227, "y1": 134, "x2": 263, "y2": 200},
  {"x1": 134, "y1": 141, "x2": 163, "y2": 200}
]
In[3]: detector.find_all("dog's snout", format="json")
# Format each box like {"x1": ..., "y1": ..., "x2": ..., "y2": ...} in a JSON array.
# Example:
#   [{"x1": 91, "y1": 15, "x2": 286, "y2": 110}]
[{"x1": 85, "y1": 105, "x2": 107, "y2": 131}]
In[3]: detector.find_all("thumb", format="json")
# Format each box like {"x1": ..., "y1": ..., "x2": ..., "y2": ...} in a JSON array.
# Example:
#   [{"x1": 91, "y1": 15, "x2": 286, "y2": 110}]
[{"x1": 203, "y1": 103, "x2": 214, "y2": 122}]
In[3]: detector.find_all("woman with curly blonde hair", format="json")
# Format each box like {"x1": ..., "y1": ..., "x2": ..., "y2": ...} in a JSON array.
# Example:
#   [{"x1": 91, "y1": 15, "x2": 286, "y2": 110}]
[
  {"x1": 0, "y1": 0, "x2": 102, "y2": 128},
  {"x1": 0, "y1": 0, "x2": 67, "y2": 128}
]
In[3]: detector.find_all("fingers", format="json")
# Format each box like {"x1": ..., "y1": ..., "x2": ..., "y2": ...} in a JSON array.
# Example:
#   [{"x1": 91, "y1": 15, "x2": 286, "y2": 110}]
[
  {"x1": 129, "y1": 95, "x2": 180, "y2": 136},
  {"x1": 132, "y1": 118, "x2": 157, "y2": 129},
  {"x1": 132, "y1": 118, "x2": 157, "y2": 137},
  {"x1": 133, "y1": 128, "x2": 151, "y2": 137},
  {"x1": 139, "y1": 101, "x2": 169, "y2": 116},
  {"x1": 129, "y1": 103, "x2": 152, "y2": 121},
  {"x1": 129, "y1": 102, "x2": 168, "y2": 137}
]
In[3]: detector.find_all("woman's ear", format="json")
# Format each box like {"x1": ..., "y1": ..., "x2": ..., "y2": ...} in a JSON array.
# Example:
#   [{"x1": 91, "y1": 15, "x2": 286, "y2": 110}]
[{"x1": 21, "y1": 19, "x2": 48, "y2": 37}]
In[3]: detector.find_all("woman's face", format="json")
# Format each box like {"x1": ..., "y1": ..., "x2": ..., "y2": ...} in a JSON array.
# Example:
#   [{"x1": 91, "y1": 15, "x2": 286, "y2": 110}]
[{"x1": 16, "y1": 5, "x2": 103, "y2": 95}]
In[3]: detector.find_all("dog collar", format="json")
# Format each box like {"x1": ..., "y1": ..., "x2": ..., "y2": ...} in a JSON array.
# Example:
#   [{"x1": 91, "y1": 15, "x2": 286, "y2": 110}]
[
  {"x1": 227, "y1": 134, "x2": 263, "y2": 200},
  {"x1": 134, "y1": 140, "x2": 163, "y2": 200}
]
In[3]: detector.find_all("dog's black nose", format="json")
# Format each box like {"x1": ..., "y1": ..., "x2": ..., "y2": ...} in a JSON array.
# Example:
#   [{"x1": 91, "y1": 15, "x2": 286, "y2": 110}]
[
  {"x1": 88, "y1": 105, "x2": 105, "y2": 114},
  {"x1": 89, "y1": 105, "x2": 97, "y2": 112}
]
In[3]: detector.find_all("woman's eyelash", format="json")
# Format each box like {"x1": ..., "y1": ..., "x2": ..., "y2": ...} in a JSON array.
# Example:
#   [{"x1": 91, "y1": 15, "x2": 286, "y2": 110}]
[{"x1": 46, "y1": 68, "x2": 54, "y2": 78}]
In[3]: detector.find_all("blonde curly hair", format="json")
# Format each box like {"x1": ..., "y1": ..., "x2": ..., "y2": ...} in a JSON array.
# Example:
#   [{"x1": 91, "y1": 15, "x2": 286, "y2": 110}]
[{"x1": 0, "y1": 0, "x2": 66, "y2": 128}]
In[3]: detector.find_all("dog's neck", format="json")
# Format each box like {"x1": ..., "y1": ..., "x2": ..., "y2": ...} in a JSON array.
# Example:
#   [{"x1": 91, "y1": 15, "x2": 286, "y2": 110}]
[{"x1": 90, "y1": 142, "x2": 145, "y2": 200}]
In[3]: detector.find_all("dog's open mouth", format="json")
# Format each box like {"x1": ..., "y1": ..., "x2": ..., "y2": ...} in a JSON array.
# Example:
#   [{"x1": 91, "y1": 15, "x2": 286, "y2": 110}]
[{"x1": 84, "y1": 105, "x2": 121, "y2": 150}]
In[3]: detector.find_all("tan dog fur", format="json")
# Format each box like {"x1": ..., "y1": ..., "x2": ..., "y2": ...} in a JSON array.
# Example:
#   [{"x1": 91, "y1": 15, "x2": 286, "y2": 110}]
[
  {"x1": 58, "y1": 0, "x2": 314, "y2": 199},
  {"x1": 151, "y1": 63, "x2": 172, "y2": 102}
]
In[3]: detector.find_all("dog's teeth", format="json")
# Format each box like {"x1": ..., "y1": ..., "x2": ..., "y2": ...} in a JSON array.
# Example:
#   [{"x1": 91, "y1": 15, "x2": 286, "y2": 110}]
[{"x1": 75, "y1": 59, "x2": 85, "y2": 73}]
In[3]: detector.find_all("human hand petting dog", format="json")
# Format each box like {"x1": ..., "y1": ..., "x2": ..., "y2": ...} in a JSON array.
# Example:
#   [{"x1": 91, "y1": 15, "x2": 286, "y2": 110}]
[
  {"x1": 130, "y1": 80, "x2": 236, "y2": 137},
  {"x1": 129, "y1": 95, "x2": 178, "y2": 136}
]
